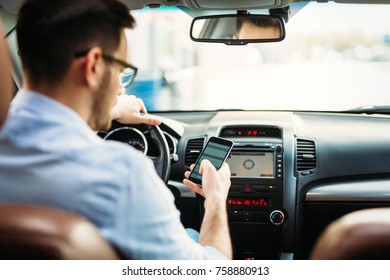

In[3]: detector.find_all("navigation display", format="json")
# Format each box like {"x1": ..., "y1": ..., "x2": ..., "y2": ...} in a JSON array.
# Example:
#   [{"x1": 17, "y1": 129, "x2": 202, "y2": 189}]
[{"x1": 227, "y1": 151, "x2": 274, "y2": 177}]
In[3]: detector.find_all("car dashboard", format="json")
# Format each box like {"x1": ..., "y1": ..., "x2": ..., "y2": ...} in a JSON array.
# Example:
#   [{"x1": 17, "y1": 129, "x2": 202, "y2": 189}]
[{"x1": 101, "y1": 110, "x2": 390, "y2": 260}]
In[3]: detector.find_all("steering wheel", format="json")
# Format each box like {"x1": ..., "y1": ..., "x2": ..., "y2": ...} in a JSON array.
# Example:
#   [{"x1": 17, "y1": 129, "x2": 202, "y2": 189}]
[
  {"x1": 103, "y1": 121, "x2": 171, "y2": 184},
  {"x1": 146, "y1": 124, "x2": 171, "y2": 184}
]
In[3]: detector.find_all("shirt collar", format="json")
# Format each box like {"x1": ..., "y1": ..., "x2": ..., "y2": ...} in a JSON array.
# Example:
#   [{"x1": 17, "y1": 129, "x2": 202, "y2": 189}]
[{"x1": 11, "y1": 89, "x2": 102, "y2": 144}]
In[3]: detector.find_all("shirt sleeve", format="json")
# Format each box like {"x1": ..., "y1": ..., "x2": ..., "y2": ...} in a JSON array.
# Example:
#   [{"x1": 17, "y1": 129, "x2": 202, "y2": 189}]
[{"x1": 106, "y1": 148, "x2": 228, "y2": 260}]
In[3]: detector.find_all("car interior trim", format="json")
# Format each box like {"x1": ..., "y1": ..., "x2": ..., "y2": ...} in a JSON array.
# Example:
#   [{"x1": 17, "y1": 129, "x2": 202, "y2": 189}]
[{"x1": 306, "y1": 179, "x2": 390, "y2": 202}]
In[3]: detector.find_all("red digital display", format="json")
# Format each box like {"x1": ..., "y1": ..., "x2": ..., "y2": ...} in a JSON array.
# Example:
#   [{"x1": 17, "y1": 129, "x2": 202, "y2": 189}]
[
  {"x1": 237, "y1": 129, "x2": 265, "y2": 137},
  {"x1": 220, "y1": 127, "x2": 282, "y2": 138},
  {"x1": 246, "y1": 130, "x2": 259, "y2": 136},
  {"x1": 224, "y1": 128, "x2": 267, "y2": 137},
  {"x1": 227, "y1": 198, "x2": 270, "y2": 207}
]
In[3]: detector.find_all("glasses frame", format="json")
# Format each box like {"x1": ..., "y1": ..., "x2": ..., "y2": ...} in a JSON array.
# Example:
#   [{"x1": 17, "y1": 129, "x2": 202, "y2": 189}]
[{"x1": 74, "y1": 50, "x2": 138, "y2": 88}]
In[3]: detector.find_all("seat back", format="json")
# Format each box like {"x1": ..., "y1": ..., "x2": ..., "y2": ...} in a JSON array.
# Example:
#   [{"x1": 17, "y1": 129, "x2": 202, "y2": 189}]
[
  {"x1": 0, "y1": 204, "x2": 119, "y2": 260},
  {"x1": 310, "y1": 207, "x2": 390, "y2": 260},
  {"x1": 0, "y1": 21, "x2": 13, "y2": 127}
]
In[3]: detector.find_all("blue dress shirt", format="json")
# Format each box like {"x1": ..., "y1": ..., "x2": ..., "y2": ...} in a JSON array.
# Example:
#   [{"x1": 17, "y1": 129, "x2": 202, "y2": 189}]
[{"x1": 0, "y1": 90, "x2": 226, "y2": 259}]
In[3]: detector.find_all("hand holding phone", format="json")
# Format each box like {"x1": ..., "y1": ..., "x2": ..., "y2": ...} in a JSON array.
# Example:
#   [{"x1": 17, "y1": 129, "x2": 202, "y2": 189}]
[{"x1": 188, "y1": 136, "x2": 234, "y2": 186}]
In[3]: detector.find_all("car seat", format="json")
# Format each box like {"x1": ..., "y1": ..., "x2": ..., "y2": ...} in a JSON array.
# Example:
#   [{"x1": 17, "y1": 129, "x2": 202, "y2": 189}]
[
  {"x1": 310, "y1": 207, "x2": 390, "y2": 259},
  {"x1": 0, "y1": 21, "x2": 13, "y2": 127},
  {"x1": 0, "y1": 204, "x2": 120, "y2": 259}
]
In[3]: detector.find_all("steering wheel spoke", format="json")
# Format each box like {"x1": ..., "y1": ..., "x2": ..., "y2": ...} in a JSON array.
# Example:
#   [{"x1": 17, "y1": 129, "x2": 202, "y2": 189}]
[{"x1": 103, "y1": 121, "x2": 171, "y2": 184}]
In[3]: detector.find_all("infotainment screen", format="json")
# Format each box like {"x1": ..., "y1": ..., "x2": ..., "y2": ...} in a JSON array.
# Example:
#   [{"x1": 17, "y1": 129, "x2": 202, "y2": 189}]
[{"x1": 226, "y1": 151, "x2": 274, "y2": 177}]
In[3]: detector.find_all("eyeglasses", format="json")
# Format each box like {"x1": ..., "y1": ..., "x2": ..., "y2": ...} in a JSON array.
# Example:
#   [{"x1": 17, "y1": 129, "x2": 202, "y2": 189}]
[{"x1": 74, "y1": 50, "x2": 138, "y2": 88}]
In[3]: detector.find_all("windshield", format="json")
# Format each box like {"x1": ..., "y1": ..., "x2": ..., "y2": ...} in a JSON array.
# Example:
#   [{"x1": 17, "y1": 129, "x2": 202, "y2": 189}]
[{"x1": 126, "y1": 2, "x2": 390, "y2": 112}]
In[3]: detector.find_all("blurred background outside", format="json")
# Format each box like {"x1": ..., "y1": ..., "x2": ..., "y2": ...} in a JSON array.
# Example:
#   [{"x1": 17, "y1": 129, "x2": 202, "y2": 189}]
[{"x1": 126, "y1": 2, "x2": 390, "y2": 112}]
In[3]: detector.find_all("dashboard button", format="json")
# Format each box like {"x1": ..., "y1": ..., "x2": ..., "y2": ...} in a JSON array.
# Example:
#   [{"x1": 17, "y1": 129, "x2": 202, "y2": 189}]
[
  {"x1": 228, "y1": 210, "x2": 243, "y2": 222},
  {"x1": 229, "y1": 185, "x2": 243, "y2": 192},
  {"x1": 253, "y1": 185, "x2": 277, "y2": 193},
  {"x1": 252, "y1": 212, "x2": 267, "y2": 223},
  {"x1": 242, "y1": 185, "x2": 254, "y2": 193},
  {"x1": 252, "y1": 185, "x2": 266, "y2": 192},
  {"x1": 270, "y1": 210, "x2": 285, "y2": 225},
  {"x1": 243, "y1": 211, "x2": 252, "y2": 222}
]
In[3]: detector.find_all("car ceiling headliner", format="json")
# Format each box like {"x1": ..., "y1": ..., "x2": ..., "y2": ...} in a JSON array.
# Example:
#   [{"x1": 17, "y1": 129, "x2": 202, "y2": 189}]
[{"x1": 2, "y1": 0, "x2": 390, "y2": 15}]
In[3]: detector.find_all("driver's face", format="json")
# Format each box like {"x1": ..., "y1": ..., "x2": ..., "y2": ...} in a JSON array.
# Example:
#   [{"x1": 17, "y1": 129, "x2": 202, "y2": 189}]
[
  {"x1": 89, "y1": 30, "x2": 128, "y2": 131},
  {"x1": 236, "y1": 22, "x2": 280, "y2": 40}
]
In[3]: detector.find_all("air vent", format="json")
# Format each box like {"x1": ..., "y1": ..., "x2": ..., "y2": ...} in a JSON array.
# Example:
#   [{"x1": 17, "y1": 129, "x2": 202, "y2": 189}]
[
  {"x1": 296, "y1": 138, "x2": 316, "y2": 171},
  {"x1": 185, "y1": 137, "x2": 205, "y2": 166}
]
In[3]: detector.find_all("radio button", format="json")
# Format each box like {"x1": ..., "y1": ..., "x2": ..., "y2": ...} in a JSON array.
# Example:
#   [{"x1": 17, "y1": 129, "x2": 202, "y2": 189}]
[
  {"x1": 228, "y1": 210, "x2": 243, "y2": 222},
  {"x1": 228, "y1": 211, "x2": 253, "y2": 222},
  {"x1": 243, "y1": 211, "x2": 252, "y2": 222},
  {"x1": 229, "y1": 185, "x2": 243, "y2": 192},
  {"x1": 228, "y1": 211, "x2": 268, "y2": 223},
  {"x1": 252, "y1": 212, "x2": 267, "y2": 223},
  {"x1": 252, "y1": 185, "x2": 266, "y2": 192},
  {"x1": 253, "y1": 185, "x2": 277, "y2": 193}
]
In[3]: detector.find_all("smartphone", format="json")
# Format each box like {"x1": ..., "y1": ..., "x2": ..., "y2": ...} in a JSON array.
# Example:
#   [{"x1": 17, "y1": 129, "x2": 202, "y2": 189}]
[{"x1": 188, "y1": 136, "x2": 234, "y2": 186}]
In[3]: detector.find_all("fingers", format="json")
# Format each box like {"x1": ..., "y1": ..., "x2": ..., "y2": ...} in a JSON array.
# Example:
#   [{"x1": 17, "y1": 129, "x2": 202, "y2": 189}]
[
  {"x1": 219, "y1": 162, "x2": 231, "y2": 176},
  {"x1": 113, "y1": 94, "x2": 162, "y2": 126},
  {"x1": 139, "y1": 114, "x2": 161, "y2": 126},
  {"x1": 199, "y1": 159, "x2": 214, "y2": 175},
  {"x1": 184, "y1": 164, "x2": 195, "y2": 179},
  {"x1": 128, "y1": 95, "x2": 161, "y2": 125},
  {"x1": 183, "y1": 160, "x2": 231, "y2": 202},
  {"x1": 129, "y1": 95, "x2": 146, "y2": 114},
  {"x1": 184, "y1": 163, "x2": 205, "y2": 196},
  {"x1": 184, "y1": 160, "x2": 214, "y2": 183},
  {"x1": 183, "y1": 178, "x2": 205, "y2": 197}
]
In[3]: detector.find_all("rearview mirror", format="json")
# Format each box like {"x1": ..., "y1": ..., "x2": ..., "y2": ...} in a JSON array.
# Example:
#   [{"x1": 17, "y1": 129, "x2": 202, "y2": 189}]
[{"x1": 190, "y1": 14, "x2": 285, "y2": 45}]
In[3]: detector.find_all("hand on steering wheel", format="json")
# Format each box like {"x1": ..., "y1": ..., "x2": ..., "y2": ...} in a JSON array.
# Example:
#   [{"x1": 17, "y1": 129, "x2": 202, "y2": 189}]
[
  {"x1": 111, "y1": 95, "x2": 161, "y2": 126},
  {"x1": 108, "y1": 95, "x2": 170, "y2": 183}
]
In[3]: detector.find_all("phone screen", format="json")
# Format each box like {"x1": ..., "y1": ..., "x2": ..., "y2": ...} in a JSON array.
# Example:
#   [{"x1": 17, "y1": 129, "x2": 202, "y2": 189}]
[{"x1": 188, "y1": 136, "x2": 234, "y2": 185}]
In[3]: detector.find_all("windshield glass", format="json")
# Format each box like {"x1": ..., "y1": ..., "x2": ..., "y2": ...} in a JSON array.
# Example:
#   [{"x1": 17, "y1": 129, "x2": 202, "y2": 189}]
[{"x1": 126, "y1": 2, "x2": 390, "y2": 112}]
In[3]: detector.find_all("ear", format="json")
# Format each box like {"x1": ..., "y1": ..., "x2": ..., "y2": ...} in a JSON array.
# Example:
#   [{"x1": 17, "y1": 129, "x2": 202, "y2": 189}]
[{"x1": 84, "y1": 47, "x2": 105, "y2": 89}]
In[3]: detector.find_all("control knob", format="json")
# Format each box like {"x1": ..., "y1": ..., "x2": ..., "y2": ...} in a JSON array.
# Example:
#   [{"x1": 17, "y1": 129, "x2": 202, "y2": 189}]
[{"x1": 270, "y1": 210, "x2": 285, "y2": 225}]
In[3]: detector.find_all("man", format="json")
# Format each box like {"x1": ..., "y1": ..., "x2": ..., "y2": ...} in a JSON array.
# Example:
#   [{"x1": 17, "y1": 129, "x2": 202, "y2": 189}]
[
  {"x1": 0, "y1": 19, "x2": 158, "y2": 128},
  {"x1": 0, "y1": 0, "x2": 232, "y2": 259},
  {"x1": 233, "y1": 17, "x2": 281, "y2": 40}
]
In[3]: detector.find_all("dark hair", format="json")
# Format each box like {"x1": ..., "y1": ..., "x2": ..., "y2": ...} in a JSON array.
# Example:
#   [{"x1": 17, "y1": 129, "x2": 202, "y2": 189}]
[
  {"x1": 236, "y1": 16, "x2": 280, "y2": 32},
  {"x1": 17, "y1": 0, "x2": 136, "y2": 86}
]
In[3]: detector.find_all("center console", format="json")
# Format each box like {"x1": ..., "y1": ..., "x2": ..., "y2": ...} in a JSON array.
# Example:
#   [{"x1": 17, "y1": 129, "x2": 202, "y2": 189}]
[{"x1": 219, "y1": 125, "x2": 284, "y2": 259}]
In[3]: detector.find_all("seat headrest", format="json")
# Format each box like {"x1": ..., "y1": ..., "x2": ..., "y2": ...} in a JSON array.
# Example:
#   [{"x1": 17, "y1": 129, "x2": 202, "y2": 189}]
[
  {"x1": 0, "y1": 204, "x2": 119, "y2": 260},
  {"x1": 310, "y1": 207, "x2": 390, "y2": 260}
]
